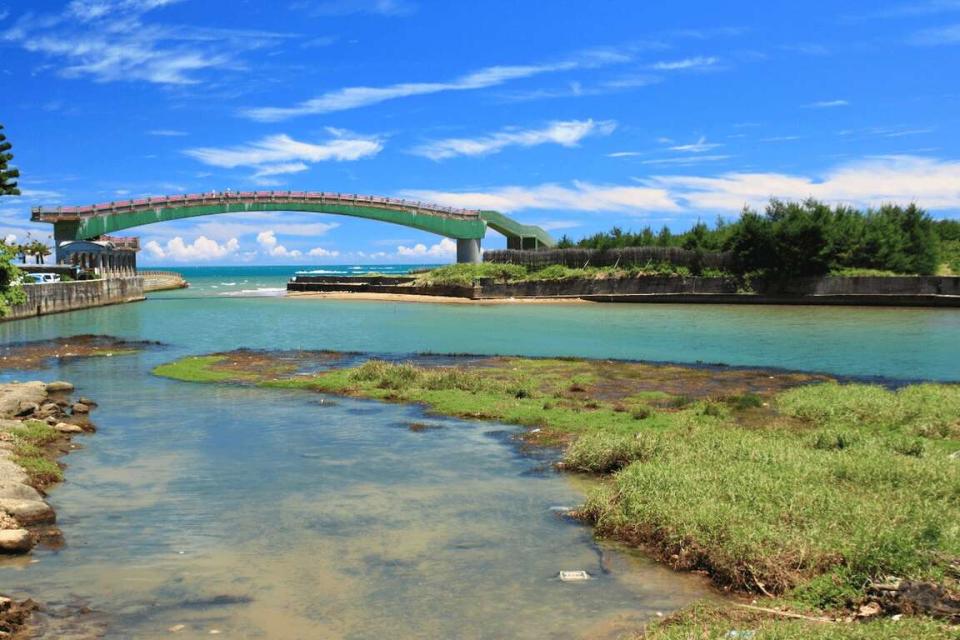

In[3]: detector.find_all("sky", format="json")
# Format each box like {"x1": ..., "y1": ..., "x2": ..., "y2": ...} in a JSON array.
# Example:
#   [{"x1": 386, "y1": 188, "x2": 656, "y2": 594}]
[{"x1": 1, "y1": 0, "x2": 959, "y2": 265}]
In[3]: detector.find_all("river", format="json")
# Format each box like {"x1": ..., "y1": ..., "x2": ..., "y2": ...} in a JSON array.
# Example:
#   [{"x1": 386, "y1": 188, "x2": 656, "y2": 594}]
[{"x1": 1, "y1": 265, "x2": 958, "y2": 638}]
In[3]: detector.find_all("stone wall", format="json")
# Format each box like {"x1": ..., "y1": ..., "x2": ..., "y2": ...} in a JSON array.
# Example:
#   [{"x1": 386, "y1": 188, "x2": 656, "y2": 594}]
[
  {"x1": 3, "y1": 277, "x2": 145, "y2": 321},
  {"x1": 286, "y1": 274, "x2": 960, "y2": 307}
]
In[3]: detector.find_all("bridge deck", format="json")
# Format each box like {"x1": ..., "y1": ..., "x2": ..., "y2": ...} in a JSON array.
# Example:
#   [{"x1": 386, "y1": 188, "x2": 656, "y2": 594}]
[{"x1": 32, "y1": 190, "x2": 480, "y2": 221}]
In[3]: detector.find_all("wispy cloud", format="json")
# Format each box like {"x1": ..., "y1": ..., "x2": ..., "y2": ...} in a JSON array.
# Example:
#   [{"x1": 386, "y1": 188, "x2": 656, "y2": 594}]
[
  {"x1": 291, "y1": 0, "x2": 416, "y2": 17},
  {"x1": 640, "y1": 154, "x2": 732, "y2": 166},
  {"x1": 760, "y1": 135, "x2": 803, "y2": 143},
  {"x1": 241, "y1": 50, "x2": 626, "y2": 121},
  {"x1": 650, "y1": 56, "x2": 719, "y2": 71},
  {"x1": 184, "y1": 130, "x2": 382, "y2": 183},
  {"x1": 1, "y1": 0, "x2": 288, "y2": 85},
  {"x1": 804, "y1": 99, "x2": 849, "y2": 108},
  {"x1": 402, "y1": 181, "x2": 679, "y2": 213},
  {"x1": 909, "y1": 22, "x2": 960, "y2": 44},
  {"x1": 645, "y1": 155, "x2": 960, "y2": 211},
  {"x1": 668, "y1": 136, "x2": 722, "y2": 152},
  {"x1": 148, "y1": 129, "x2": 188, "y2": 136},
  {"x1": 411, "y1": 119, "x2": 616, "y2": 160}
]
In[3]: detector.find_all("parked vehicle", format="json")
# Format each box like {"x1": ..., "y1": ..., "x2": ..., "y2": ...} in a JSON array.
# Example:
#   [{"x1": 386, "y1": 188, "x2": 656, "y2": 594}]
[{"x1": 28, "y1": 272, "x2": 61, "y2": 283}]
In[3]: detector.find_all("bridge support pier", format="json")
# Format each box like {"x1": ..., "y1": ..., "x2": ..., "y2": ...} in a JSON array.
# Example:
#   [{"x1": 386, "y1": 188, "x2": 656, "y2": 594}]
[{"x1": 456, "y1": 238, "x2": 482, "y2": 264}]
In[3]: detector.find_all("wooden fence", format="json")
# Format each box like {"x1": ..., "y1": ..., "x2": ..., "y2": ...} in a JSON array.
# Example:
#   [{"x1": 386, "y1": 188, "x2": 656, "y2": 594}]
[{"x1": 483, "y1": 246, "x2": 733, "y2": 270}]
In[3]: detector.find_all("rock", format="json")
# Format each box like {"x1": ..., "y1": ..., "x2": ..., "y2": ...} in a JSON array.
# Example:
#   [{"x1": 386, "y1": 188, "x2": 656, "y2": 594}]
[
  {"x1": 71, "y1": 403, "x2": 89, "y2": 415},
  {"x1": 54, "y1": 422, "x2": 83, "y2": 434},
  {"x1": 0, "y1": 499, "x2": 55, "y2": 525},
  {"x1": 44, "y1": 416, "x2": 58, "y2": 426},
  {"x1": 77, "y1": 397, "x2": 97, "y2": 407},
  {"x1": 0, "y1": 382, "x2": 48, "y2": 419},
  {"x1": 45, "y1": 381, "x2": 74, "y2": 393},
  {"x1": 0, "y1": 483, "x2": 43, "y2": 501},
  {"x1": 37, "y1": 403, "x2": 61, "y2": 419},
  {"x1": 0, "y1": 529, "x2": 34, "y2": 553},
  {"x1": 14, "y1": 402, "x2": 39, "y2": 418}
]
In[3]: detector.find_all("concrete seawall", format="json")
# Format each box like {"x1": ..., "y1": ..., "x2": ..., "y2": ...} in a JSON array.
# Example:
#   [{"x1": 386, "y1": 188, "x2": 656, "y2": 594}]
[
  {"x1": 3, "y1": 277, "x2": 145, "y2": 321},
  {"x1": 287, "y1": 275, "x2": 960, "y2": 307}
]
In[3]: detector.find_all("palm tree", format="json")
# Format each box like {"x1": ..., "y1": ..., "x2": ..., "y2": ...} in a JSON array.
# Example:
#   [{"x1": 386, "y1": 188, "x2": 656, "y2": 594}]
[{"x1": 30, "y1": 241, "x2": 51, "y2": 264}]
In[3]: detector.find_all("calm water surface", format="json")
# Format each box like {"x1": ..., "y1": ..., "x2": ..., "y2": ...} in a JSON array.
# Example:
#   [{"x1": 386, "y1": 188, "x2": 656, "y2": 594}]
[{"x1": 1, "y1": 266, "x2": 958, "y2": 638}]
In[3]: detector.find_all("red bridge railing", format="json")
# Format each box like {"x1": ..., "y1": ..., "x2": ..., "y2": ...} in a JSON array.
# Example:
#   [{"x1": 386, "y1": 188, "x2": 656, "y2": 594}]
[{"x1": 32, "y1": 190, "x2": 479, "y2": 220}]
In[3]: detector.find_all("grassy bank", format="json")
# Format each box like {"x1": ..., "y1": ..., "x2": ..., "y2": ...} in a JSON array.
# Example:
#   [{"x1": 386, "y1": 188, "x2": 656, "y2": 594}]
[
  {"x1": 153, "y1": 351, "x2": 960, "y2": 635},
  {"x1": 411, "y1": 262, "x2": 728, "y2": 287},
  {"x1": 8, "y1": 419, "x2": 65, "y2": 486}
]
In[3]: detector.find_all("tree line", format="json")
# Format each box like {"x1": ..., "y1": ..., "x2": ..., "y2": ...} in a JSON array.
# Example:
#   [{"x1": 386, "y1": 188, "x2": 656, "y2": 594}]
[{"x1": 557, "y1": 199, "x2": 955, "y2": 277}]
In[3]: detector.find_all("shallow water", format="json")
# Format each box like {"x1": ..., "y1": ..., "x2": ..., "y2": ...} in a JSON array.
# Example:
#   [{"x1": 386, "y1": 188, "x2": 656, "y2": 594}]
[
  {"x1": 2, "y1": 353, "x2": 711, "y2": 638},
  {"x1": 1, "y1": 267, "x2": 957, "y2": 637}
]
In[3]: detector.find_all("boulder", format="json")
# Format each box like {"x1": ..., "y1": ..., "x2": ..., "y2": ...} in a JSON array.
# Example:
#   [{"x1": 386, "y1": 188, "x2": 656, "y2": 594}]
[
  {"x1": 37, "y1": 403, "x2": 61, "y2": 418},
  {"x1": 77, "y1": 397, "x2": 97, "y2": 407},
  {"x1": 0, "y1": 382, "x2": 48, "y2": 419},
  {"x1": 54, "y1": 422, "x2": 83, "y2": 434},
  {"x1": 44, "y1": 381, "x2": 74, "y2": 393},
  {"x1": 0, "y1": 499, "x2": 55, "y2": 525},
  {"x1": 0, "y1": 529, "x2": 33, "y2": 553},
  {"x1": 71, "y1": 403, "x2": 90, "y2": 415},
  {"x1": 0, "y1": 483, "x2": 43, "y2": 501},
  {"x1": 14, "y1": 402, "x2": 39, "y2": 418}
]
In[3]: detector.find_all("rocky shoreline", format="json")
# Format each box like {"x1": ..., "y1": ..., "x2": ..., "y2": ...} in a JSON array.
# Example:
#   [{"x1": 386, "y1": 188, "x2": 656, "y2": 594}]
[{"x1": 0, "y1": 379, "x2": 96, "y2": 637}]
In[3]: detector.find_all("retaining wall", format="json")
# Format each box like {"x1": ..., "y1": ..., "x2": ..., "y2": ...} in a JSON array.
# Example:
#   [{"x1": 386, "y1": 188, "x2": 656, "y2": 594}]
[
  {"x1": 3, "y1": 277, "x2": 145, "y2": 321},
  {"x1": 286, "y1": 274, "x2": 960, "y2": 307}
]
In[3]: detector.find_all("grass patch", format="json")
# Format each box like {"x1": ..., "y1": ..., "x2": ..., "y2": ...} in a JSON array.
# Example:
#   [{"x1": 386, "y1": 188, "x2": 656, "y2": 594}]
[
  {"x1": 641, "y1": 602, "x2": 956, "y2": 639},
  {"x1": 8, "y1": 420, "x2": 64, "y2": 486},
  {"x1": 152, "y1": 355, "x2": 246, "y2": 383},
  {"x1": 152, "y1": 350, "x2": 960, "y2": 622}
]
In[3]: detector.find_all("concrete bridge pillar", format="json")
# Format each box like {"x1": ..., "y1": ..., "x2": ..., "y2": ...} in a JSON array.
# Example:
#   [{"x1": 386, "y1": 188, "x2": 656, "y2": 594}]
[{"x1": 456, "y1": 238, "x2": 481, "y2": 264}]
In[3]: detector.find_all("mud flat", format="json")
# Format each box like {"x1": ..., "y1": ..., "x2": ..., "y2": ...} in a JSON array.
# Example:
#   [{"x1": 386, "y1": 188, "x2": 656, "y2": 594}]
[
  {"x1": 0, "y1": 335, "x2": 159, "y2": 371},
  {"x1": 154, "y1": 349, "x2": 960, "y2": 638}
]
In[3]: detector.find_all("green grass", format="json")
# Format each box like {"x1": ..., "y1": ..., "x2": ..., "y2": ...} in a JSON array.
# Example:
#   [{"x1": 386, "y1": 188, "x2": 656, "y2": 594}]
[
  {"x1": 152, "y1": 352, "x2": 960, "y2": 624},
  {"x1": 411, "y1": 262, "x2": 733, "y2": 286},
  {"x1": 640, "y1": 603, "x2": 955, "y2": 639},
  {"x1": 8, "y1": 420, "x2": 65, "y2": 485},
  {"x1": 152, "y1": 355, "x2": 245, "y2": 383}
]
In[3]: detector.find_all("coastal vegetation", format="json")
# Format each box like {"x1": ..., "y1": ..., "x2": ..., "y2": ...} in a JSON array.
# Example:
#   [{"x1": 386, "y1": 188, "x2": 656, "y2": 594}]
[
  {"x1": 554, "y1": 199, "x2": 950, "y2": 277},
  {"x1": 153, "y1": 350, "x2": 960, "y2": 636}
]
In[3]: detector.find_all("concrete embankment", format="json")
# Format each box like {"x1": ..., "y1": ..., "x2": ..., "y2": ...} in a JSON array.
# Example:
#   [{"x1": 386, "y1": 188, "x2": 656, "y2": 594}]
[
  {"x1": 4, "y1": 277, "x2": 145, "y2": 322},
  {"x1": 140, "y1": 270, "x2": 188, "y2": 292},
  {"x1": 287, "y1": 274, "x2": 960, "y2": 307}
]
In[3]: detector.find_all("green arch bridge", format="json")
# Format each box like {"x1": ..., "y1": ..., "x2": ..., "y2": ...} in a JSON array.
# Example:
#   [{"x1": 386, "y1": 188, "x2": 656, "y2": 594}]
[{"x1": 31, "y1": 190, "x2": 554, "y2": 264}]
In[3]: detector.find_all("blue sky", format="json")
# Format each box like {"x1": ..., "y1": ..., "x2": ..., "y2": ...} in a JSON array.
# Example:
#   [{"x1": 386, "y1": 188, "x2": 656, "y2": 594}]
[{"x1": 1, "y1": 0, "x2": 959, "y2": 264}]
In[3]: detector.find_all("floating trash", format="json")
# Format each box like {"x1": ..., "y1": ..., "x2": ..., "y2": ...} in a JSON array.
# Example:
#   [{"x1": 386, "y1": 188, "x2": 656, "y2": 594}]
[{"x1": 559, "y1": 570, "x2": 590, "y2": 582}]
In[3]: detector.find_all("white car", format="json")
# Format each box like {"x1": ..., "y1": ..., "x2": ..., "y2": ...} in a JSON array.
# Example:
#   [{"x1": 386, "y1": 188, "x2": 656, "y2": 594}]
[{"x1": 28, "y1": 273, "x2": 61, "y2": 284}]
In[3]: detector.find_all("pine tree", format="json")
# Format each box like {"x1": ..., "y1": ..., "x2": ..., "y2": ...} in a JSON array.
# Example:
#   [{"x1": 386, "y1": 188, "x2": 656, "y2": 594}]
[{"x1": 0, "y1": 124, "x2": 20, "y2": 196}]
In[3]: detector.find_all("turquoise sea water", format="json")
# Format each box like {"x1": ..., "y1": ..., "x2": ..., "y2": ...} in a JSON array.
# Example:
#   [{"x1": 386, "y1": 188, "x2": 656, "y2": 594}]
[{"x1": 0, "y1": 266, "x2": 958, "y2": 638}]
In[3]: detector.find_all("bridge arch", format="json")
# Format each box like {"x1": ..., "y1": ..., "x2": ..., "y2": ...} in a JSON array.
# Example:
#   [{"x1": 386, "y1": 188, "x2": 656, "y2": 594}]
[{"x1": 32, "y1": 191, "x2": 554, "y2": 264}]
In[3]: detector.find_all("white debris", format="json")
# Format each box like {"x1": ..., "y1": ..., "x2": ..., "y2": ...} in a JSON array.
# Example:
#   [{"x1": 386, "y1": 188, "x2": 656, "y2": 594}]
[{"x1": 559, "y1": 570, "x2": 590, "y2": 582}]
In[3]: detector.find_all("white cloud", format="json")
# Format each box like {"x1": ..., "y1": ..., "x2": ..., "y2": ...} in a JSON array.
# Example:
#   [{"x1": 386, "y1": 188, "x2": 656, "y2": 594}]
[
  {"x1": 257, "y1": 229, "x2": 301, "y2": 257},
  {"x1": 240, "y1": 51, "x2": 625, "y2": 121},
  {"x1": 640, "y1": 154, "x2": 732, "y2": 166},
  {"x1": 669, "y1": 136, "x2": 722, "y2": 152},
  {"x1": 2, "y1": 0, "x2": 287, "y2": 85},
  {"x1": 402, "y1": 181, "x2": 678, "y2": 213},
  {"x1": 294, "y1": 0, "x2": 416, "y2": 16},
  {"x1": 147, "y1": 129, "x2": 188, "y2": 136},
  {"x1": 144, "y1": 235, "x2": 239, "y2": 261},
  {"x1": 4, "y1": 234, "x2": 16, "y2": 244},
  {"x1": 184, "y1": 131, "x2": 381, "y2": 184},
  {"x1": 910, "y1": 23, "x2": 960, "y2": 45},
  {"x1": 307, "y1": 246, "x2": 340, "y2": 257},
  {"x1": 185, "y1": 131, "x2": 382, "y2": 168},
  {"x1": 804, "y1": 99, "x2": 849, "y2": 109},
  {"x1": 403, "y1": 156, "x2": 960, "y2": 217},
  {"x1": 645, "y1": 155, "x2": 960, "y2": 211},
  {"x1": 412, "y1": 119, "x2": 616, "y2": 160},
  {"x1": 396, "y1": 237, "x2": 456, "y2": 258},
  {"x1": 650, "y1": 56, "x2": 718, "y2": 71}
]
